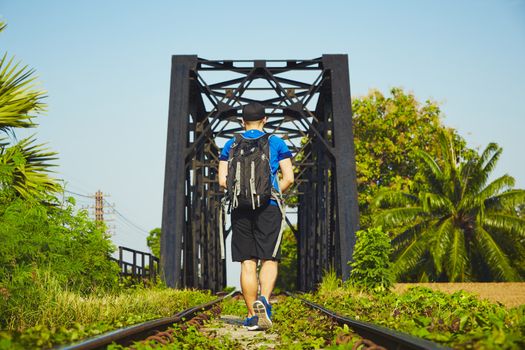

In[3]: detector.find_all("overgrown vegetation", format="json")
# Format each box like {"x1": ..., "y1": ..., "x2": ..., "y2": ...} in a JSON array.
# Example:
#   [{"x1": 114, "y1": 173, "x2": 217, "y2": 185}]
[
  {"x1": 0, "y1": 286, "x2": 216, "y2": 349},
  {"x1": 0, "y1": 196, "x2": 119, "y2": 297},
  {"x1": 0, "y1": 21, "x2": 214, "y2": 350},
  {"x1": 111, "y1": 323, "x2": 244, "y2": 350},
  {"x1": 373, "y1": 129, "x2": 525, "y2": 282},
  {"x1": 217, "y1": 295, "x2": 361, "y2": 349},
  {"x1": 306, "y1": 273, "x2": 525, "y2": 349},
  {"x1": 349, "y1": 226, "x2": 393, "y2": 292},
  {"x1": 0, "y1": 21, "x2": 124, "y2": 343}
]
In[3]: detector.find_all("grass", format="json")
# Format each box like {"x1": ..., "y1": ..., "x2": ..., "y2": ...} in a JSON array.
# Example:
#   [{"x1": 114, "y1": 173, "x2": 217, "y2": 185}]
[
  {"x1": 0, "y1": 272, "x2": 216, "y2": 349},
  {"x1": 306, "y1": 273, "x2": 525, "y2": 349},
  {"x1": 394, "y1": 282, "x2": 525, "y2": 308},
  {"x1": 217, "y1": 292, "x2": 361, "y2": 349}
]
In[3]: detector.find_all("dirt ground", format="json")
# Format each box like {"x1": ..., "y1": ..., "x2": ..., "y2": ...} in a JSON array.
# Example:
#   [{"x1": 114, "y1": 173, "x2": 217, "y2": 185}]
[{"x1": 394, "y1": 283, "x2": 525, "y2": 308}]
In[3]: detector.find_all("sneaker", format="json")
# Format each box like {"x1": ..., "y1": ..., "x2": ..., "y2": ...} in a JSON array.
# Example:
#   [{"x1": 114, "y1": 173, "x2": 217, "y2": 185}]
[
  {"x1": 253, "y1": 296, "x2": 273, "y2": 330},
  {"x1": 242, "y1": 315, "x2": 259, "y2": 330}
]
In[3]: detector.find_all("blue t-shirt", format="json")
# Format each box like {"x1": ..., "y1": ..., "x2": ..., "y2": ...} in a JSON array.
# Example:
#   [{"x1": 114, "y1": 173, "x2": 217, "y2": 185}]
[{"x1": 219, "y1": 129, "x2": 292, "y2": 206}]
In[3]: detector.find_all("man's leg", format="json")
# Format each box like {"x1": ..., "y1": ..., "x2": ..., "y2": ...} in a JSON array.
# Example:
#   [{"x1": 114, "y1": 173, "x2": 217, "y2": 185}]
[
  {"x1": 253, "y1": 204, "x2": 282, "y2": 302},
  {"x1": 231, "y1": 207, "x2": 258, "y2": 318},
  {"x1": 240, "y1": 258, "x2": 258, "y2": 317},
  {"x1": 259, "y1": 259, "x2": 278, "y2": 300}
]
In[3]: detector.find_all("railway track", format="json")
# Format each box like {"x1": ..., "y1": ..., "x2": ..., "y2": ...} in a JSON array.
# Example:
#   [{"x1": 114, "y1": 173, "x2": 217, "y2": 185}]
[
  {"x1": 57, "y1": 290, "x2": 240, "y2": 350},
  {"x1": 285, "y1": 291, "x2": 450, "y2": 350},
  {"x1": 57, "y1": 290, "x2": 449, "y2": 350}
]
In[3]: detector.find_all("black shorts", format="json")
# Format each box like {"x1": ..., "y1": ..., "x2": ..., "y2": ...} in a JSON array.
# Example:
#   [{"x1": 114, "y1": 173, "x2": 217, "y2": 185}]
[{"x1": 231, "y1": 203, "x2": 283, "y2": 262}]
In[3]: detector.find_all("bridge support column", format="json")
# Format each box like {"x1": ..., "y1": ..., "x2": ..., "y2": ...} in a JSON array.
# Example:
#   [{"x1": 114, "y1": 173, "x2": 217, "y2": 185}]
[
  {"x1": 322, "y1": 54, "x2": 360, "y2": 281},
  {"x1": 161, "y1": 55, "x2": 197, "y2": 288}
]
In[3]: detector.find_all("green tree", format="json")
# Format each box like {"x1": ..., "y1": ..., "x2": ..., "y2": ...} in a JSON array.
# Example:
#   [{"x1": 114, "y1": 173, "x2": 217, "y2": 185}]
[
  {"x1": 147, "y1": 227, "x2": 161, "y2": 257},
  {"x1": 373, "y1": 130, "x2": 525, "y2": 282},
  {"x1": 0, "y1": 21, "x2": 59, "y2": 200},
  {"x1": 352, "y1": 88, "x2": 473, "y2": 228}
]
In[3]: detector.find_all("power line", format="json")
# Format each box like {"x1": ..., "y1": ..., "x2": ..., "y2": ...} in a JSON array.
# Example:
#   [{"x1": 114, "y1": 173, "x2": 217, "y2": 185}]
[
  {"x1": 63, "y1": 188, "x2": 151, "y2": 237},
  {"x1": 107, "y1": 200, "x2": 150, "y2": 235},
  {"x1": 113, "y1": 216, "x2": 150, "y2": 238},
  {"x1": 64, "y1": 189, "x2": 92, "y2": 199}
]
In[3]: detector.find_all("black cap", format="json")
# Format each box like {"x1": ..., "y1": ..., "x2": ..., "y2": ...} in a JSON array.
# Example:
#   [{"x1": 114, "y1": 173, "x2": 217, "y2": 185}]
[{"x1": 242, "y1": 102, "x2": 265, "y2": 121}]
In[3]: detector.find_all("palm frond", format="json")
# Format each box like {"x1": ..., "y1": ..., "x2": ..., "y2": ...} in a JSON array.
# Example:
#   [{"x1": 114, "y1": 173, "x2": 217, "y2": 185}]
[
  {"x1": 415, "y1": 150, "x2": 443, "y2": 180},
  {"x1": 485, "y1": 189, "x2": 525, "y2": 211},
  {"x1": 479, "y1": 174, "x2": 514, "y2": 200},
  {"x1": 391, "y1": 230, "x2": 431, "y2": 279},
  {"x1": 468, "y1": 143, "x2": 502, "y2": 194},
  {"x1": 478, "y1": 143, "x2": 501, "y2": 172},
  {"x1": 438, "y1": 129, "x2": 459, "y2": 173},
  {"x1": 475, "y1": 226, "x2": 521, "y2": 281},
  {"x1": 430, "y1": 217, "x2": 454, "y2": 274},
  {"x1": 459, "y1": 175, "x2": 515, "y2": 213},
  {"x1": 0, "y1": 53, "x2": 45, "y2": 133},
  {"x1": 483, "y1": 213, "x2": 525, "y2": 238},
  {"x1": 371, "y1": 188, "x2": 418, "y2": 209},
  {"x1": 436, "y1": 130, "x2": 450, "y2": 166},
  {"x1": 419, "y1": 191, "x2": 453, "y2": 213},
  {"x1": 0, "y1": 136, "x2": 59, "y2": 198},
  {"x1": 373, "y1": 206, "x2": 425, "y2": 229},
  {"x1": 446, "y1": 226, "x2": 467, "y2": 281},
  {"x1": 391, "y1": 220, "x2": 431, "y2": 254}
]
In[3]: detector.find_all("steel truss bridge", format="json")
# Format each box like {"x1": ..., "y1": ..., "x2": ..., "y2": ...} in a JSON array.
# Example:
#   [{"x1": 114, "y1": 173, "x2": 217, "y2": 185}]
[{"x1": 161, "y1": 55, "x2": 359, "y2": 292}]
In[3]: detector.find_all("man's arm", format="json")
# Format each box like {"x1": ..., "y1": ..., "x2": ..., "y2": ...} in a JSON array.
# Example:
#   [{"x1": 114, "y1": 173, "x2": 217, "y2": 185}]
[
  {"x1": 278, "y1": 158, "x2": 294, "y2": 192},
  {"x1": 218, "y1": 160, "x2": 228, "y2": 189},
  {"x1": 218, "y1": 138, "x2": 234, "y2": 189}
]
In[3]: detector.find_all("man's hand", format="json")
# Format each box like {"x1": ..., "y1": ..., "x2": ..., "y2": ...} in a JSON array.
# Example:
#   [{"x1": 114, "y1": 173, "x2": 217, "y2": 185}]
[
  {"x1": 218, "y1": 160, "x2": 228, "y2": 189},
  {"x1": 278, "y1": 158, "x2": 294, "y2": 192}
]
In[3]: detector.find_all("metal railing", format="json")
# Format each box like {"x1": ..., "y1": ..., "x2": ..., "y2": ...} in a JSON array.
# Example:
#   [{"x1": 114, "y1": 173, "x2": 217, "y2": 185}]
[{"x1": 111, "y1": 246, "x2": 160, "y2": 283}]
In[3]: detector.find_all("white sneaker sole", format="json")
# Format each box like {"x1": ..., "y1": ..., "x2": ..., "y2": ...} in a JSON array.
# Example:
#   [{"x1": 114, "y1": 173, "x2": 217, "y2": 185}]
[
  {"x1": 245, "y1": 324, "x2": 260, "y2": 331},
  {"x1": 253, "y1": 300, "x2": 272, "y2": 330}
]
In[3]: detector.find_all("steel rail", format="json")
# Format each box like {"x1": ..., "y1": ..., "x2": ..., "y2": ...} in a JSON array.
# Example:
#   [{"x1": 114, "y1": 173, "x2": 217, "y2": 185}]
[
  {"x1": 57, "y1": 290, "x2": 240, "y2": 350},
  {"x1": 285, "y1": 291, "x2": 451, "y2": 350}
]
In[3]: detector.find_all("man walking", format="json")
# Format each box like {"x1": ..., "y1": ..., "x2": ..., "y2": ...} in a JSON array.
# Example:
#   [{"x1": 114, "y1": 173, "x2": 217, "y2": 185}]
[{"x1": 218, "y1": 102, "x2": 294, "y2": 330}]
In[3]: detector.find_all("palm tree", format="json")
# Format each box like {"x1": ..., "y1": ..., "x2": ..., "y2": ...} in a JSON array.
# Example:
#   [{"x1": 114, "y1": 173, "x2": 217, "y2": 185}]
[
  {"x1": 372, "y1": 129, "x2": 525, "y2": 282},
  {"x1": 0, "y1": 21, "x2": 60, "y2": 199}
]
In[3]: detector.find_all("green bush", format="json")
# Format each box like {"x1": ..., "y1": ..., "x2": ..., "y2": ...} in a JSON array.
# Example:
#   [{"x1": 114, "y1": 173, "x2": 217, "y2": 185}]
[
  {"x1": 349, "y1": 226, "x2": 393, "y2": 292},
  {"x1": 0, "y1": 196, "x2": 119, "y2": 292},
  {"x1": 0, "y1": 195, "x2": 120, "y2": 330}
]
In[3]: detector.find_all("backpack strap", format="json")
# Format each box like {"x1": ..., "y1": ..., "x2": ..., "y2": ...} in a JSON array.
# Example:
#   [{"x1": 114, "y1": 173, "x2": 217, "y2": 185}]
[
  {"x1": 219, "y1": 196, "x2": 226, "y2": 260},
  {"x1": 229, "y1": 134, "x2": 243, "y2": 155},
  {"x1": 261, "y1": 133, "x2": 272, "y2": 142},
  {"x1": 224, "y1": 134, "x2": 243, "y2": 213},
  {"x1": 234, "y1": 134, "x2": 243, "y2": 142},
  {"x1": 271, "y1": 188, "x2": 286, "y2": 258}
]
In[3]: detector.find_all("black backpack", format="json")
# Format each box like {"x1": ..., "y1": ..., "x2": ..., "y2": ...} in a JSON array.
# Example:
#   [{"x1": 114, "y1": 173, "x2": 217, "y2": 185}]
[{"x1": 226, "y1": 133, "x2": 273, "y2": 210}]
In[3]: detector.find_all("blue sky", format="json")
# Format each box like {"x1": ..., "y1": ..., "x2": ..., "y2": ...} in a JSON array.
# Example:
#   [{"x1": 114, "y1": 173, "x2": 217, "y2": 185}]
[{"x1": 1, "y1": 0, "x2": 524, "y2": 288}]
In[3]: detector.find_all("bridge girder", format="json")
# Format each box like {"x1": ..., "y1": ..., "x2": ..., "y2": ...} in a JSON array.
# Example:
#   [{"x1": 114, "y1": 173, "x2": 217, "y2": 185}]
[{"x1": 161, "y1": 55, "x2": 359, "y2": 292}]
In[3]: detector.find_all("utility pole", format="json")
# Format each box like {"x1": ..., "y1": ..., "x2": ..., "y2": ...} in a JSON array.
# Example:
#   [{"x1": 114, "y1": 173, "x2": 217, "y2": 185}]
[
  {"x1": 90, "y1": 190, "x2": 115, "y2": 234},
  {"x1": 95, "y1": 190, "x2": 104, "y2": 223}
]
